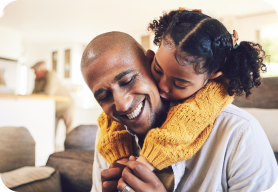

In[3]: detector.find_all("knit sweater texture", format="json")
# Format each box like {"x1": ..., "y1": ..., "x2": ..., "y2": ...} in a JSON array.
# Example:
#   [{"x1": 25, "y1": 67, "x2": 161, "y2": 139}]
[{"x1": 97, "y1": 81, "x2": 234, "y2": 169}]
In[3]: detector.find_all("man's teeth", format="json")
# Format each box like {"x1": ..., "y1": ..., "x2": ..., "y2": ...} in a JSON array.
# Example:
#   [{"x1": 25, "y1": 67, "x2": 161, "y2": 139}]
[{"x1": 126, "y1": 102, "x2": 143, "y2": 120}]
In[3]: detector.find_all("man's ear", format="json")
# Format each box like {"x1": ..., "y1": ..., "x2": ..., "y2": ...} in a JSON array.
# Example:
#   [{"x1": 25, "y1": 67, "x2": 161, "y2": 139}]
[
  {"x1": 146, "y1": 49, "x2": 155, "y2": 66},
  {"x1": 208, "y1": 71, "x2": 223, "y2": 80}
]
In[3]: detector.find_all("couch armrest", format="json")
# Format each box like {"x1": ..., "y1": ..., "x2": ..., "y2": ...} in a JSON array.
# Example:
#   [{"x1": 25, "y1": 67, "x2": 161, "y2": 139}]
[
  {"x1": 46, "y1": 150, "x2": 94, "y2": 192},
  {"x1": 64, "y1": 125, "x2": 98, "y2": 151},
  {"x1": 0, "y1": 127, "x2": 35, "y2": 173}
]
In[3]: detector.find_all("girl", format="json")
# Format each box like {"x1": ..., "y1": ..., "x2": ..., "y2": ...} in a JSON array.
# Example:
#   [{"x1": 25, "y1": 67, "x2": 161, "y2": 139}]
[{"x1": 96, "y1": 9, "x2": 266, "y2": 171}]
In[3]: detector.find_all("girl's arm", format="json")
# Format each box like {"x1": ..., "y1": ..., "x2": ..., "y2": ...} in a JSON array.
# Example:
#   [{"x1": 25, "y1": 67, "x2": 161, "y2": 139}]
[
  {"x1": 96, "y1": 112, "x2": 133, "y2": 164},
  {"x1": 140, "y1": 81, "x2": 234, "y2": 170}
]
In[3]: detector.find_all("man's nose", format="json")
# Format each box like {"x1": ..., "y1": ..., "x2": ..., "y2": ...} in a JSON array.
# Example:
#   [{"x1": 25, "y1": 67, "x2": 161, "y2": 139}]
[
  {"x1": 158, "y1": 76, "x2": 170, "y2": 93},
  {"x1": 113, "y1": 92, "x2": 133, "y2": 112}
]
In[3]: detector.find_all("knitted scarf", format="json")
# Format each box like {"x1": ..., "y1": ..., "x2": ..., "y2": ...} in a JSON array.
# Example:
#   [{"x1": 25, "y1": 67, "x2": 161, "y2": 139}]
[{"x1": 97, "y1": 81, "x2": 234, "y2": 169}]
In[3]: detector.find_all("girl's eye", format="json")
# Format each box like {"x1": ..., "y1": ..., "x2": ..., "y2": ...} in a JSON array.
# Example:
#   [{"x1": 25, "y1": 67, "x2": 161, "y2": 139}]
[
  {"x1": 153, "y1": 64, "x2": 163, "y2": 75},
  {"x1": 173, "y1": 81, "x2": 187, "y2": 89}
]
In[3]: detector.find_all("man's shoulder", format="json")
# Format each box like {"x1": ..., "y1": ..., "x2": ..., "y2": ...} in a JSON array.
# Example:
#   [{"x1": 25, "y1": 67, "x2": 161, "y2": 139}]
[
  {"x1": 219, "y1": 104, "x2": 258, "y2": 124},
  {"x1": 213, "y1": 104, "x2": 263, "y2": 138}
]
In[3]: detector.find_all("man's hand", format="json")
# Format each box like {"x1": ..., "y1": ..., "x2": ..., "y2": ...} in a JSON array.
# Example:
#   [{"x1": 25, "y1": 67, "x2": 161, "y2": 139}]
[
  {"x1": 101, "y1": 162, "x2": 126, "y2": 192},
  {"x1": 117, "y1": 156, "x2": 167, "y2": 192}
]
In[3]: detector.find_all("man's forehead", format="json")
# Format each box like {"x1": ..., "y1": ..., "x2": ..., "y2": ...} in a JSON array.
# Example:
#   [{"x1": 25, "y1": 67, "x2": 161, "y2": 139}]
[{"x1": 87, "y1": 61, "x2": 139, "y2": 86}]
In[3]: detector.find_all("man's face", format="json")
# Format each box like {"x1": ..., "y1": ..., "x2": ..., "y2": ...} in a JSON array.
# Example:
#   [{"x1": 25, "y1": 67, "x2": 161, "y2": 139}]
[{"x1": 82, "y1": 49, "x2": 164, "y2": 135}]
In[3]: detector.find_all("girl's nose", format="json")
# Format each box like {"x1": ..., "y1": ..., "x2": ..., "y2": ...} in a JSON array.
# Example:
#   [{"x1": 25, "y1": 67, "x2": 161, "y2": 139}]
[{"x1": 158, "y1": 76, "x2": 170, "y2": 93}]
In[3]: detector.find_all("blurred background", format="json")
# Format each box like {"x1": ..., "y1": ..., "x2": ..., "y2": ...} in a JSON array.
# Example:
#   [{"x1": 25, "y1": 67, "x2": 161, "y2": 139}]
[{"x1": 0, "y1": 0, "x2": 277, "y2": 157}]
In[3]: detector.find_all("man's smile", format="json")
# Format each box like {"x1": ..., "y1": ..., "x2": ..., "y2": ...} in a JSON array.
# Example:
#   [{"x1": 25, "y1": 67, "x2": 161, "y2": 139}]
[
  {"x1": 119, "y1": 98, "x2": 146, "y2": 124},
  {"x1": 126, "y1": 102, "x2": 143, "y2": 120}
]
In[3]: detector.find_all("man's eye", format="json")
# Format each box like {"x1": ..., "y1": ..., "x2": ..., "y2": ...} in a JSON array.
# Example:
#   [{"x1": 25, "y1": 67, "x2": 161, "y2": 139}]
[
  {"x1": 173, "y1": 81, "x2": 186, "y2": 89},
  {"x1": 120, "y1": 76, "x2": 135, "y2": 86},
  {"x1": 153, "y1": 64, "x2": 163, "y2": 75},
  {"x1": 98, "y1": 94, "x2": 110, "y2": 102}
]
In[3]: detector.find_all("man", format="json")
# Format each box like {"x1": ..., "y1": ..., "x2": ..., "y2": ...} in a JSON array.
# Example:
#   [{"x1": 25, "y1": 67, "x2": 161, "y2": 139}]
[
  {"x1": 81, "y1": 32, "x2": 174, "y2": 192},
  {"x1": 31, "y1": 61, "x2": 74, "y2": 135},
  {"x1": 81, "y1": 32, "x2": 278, "y2": 192}
]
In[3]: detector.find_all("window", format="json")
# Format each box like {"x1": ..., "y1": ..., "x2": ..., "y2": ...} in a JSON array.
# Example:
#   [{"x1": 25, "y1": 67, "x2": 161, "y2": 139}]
[{"x1": 260, "y1": 24, "x2": 278, "y2": 78}]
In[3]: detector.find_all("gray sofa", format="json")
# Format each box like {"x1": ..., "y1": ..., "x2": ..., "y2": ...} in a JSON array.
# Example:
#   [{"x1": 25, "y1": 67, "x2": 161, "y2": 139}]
[
  {"x1": 0, "y1": 125, "x2": 98, "y2": 192},
  {"x1": 46, "y1": 125, "x2": 98, "y2": 192},
  {"x1": 0, "y1": 126, "x2": 62, "y2": 192},
  {"x1": 233, "y1": 77, "x2": 278, "y2": 163}
]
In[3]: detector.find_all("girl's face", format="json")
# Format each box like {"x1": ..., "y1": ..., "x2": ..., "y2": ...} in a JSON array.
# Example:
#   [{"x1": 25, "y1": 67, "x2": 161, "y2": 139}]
[{"x1": 151, "y1": 43, "x2": 212, "y2": 101}]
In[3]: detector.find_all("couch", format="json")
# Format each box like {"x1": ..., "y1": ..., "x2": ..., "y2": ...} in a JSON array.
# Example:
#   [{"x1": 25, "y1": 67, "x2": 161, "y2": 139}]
[
  {"x1": 233, "y1": 77, "x2": 278, "y2": 163},
  {"x1": 0, "y1": 126, "x2": 62, "y2": 192},
  {"x1": 46, "y1": 125, "x2": 98, "y2": 192}
]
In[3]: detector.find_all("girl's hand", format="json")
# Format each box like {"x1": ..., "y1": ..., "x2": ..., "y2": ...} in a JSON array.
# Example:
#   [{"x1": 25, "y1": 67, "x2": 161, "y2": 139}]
[
  {"x1": 136, "y1": 155, "x2": 154, "y2": 171},
  {"x1": 116, "y1": 157, "x2": 129, "y2": 165},
  {"x1": 117, "y1": 158, "x2": 167, "y2": 192}
]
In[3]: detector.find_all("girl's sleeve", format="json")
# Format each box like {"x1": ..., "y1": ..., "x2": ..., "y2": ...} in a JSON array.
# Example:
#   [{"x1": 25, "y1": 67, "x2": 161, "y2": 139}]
[
  {"x1": 96, "y1": 112, "x2": 133, "y2": 164},
  {"x1": 140, "y1": 81, "x2": 234, "y2": 170}
]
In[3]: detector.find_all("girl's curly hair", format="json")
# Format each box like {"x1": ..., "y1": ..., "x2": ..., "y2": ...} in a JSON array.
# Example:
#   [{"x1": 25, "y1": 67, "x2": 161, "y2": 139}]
[{"x1": 148, "y1": 10, "x2": 266, "y2": 98}]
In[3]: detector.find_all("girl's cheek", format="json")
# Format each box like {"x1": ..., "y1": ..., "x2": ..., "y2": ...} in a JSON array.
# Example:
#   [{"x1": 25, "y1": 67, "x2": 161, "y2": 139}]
[{"x1": 152, "y1": 73, "x2": 160, "y2": 85}]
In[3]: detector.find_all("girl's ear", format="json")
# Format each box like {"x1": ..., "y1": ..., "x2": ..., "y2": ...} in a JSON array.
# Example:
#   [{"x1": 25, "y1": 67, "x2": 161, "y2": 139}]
[
  {"x1": 146, "y1": 49, "x2": 155, "y2": 66},
  {"x1": 209, "y1": 71, "x2": 223, "y2": 80}
]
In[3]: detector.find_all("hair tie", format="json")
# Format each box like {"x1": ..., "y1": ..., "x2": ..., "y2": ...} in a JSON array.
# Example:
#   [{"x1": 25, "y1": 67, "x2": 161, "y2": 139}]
[
  {"x1": 179, "y1": 7, "x2": 185, "y2": 12},
  {"x1": 232, "y1": 30, "x2": 239, "y2": 49},
  {"x1": 192, "y1": 9, "x2": 202, "y2": 13},
  {"x1": 179, "y1": 7, "x2": 202, "y2": 13}
]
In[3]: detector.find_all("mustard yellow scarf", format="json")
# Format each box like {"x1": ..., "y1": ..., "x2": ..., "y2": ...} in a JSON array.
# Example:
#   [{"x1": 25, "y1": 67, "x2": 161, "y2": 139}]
[{"x1": 97, "y1": 81, "x2": 234, "y2": 169}]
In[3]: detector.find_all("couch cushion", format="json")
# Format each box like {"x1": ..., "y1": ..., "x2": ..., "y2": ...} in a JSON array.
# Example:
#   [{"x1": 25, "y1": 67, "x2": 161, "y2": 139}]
[
  {"x1": 0, "y1": 127, "x2": 35, "y2": 173},
  {"x1": 46, "y1": 150, "x2": 94, "y2": 192},
  {"x1": 233, "y1": 77, "x2": 278, "y2": 109},
  {"x1": 1, "y1": 166, "x2": 61, "y2": 192},
  {"x1": 65, "y1": 125, "x2": 98, "y2": 151}
]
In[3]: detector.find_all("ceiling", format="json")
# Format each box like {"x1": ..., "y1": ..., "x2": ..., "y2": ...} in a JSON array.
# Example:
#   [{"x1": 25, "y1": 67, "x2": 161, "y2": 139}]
[{"x1": 0, "y1": 0, "x2": 276, "y2": 44}]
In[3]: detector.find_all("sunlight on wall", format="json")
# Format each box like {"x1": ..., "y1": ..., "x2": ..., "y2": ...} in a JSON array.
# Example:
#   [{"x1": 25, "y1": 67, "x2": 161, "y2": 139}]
[
  {"x1": 82, "y1": 84, "x2": 100, "y2": 109},
  {"x1": 71, "y1": 52, "x2": 84, "y2": 85}
]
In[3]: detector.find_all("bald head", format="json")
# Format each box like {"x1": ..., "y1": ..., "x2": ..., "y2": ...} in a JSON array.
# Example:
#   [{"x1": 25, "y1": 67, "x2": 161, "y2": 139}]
[{"x1": 81, "y1": 32, "x2": 146, "y2": 69}]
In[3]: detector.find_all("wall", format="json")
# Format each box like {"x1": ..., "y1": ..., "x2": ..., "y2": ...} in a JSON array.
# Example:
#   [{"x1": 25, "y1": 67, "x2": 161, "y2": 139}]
[
  {"x1": 221, "y1": 11, "x2": 278, "y2": 42},
  {"x1": 0, "y1": 59, "x2": 18, "y2": 92},
  {"x1": 0, "y1": 25, "x2": 22, "y2": 94},
  {"x1": 0, "y1": 25, "x2": 21, "y2": 60},
  {"x1": 130, "y1": 30, "x2": 158, "y2": 52}
]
